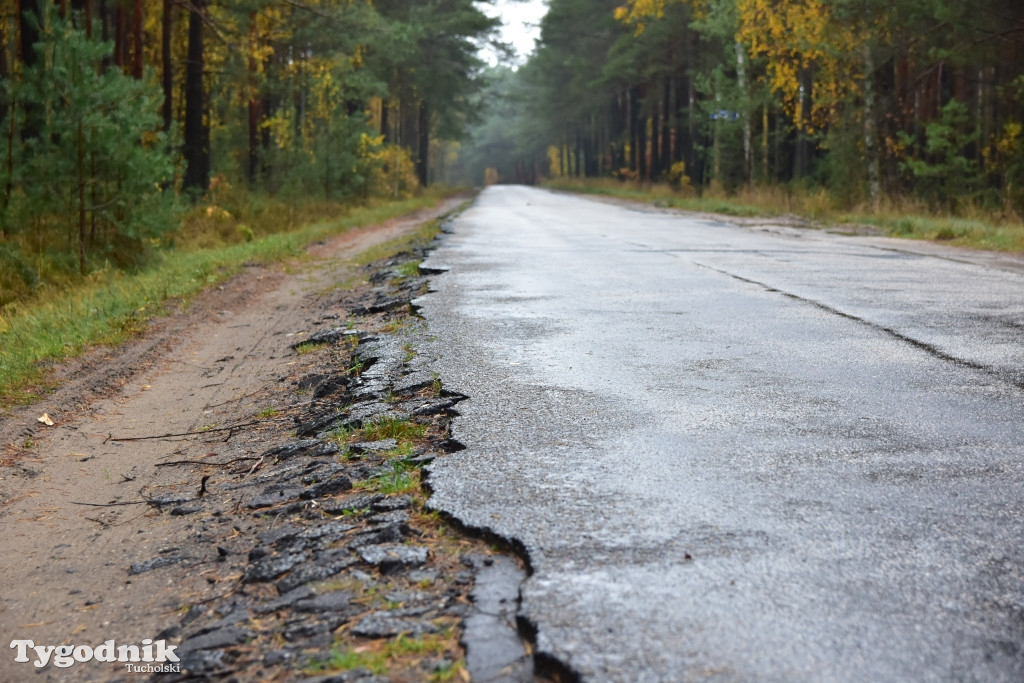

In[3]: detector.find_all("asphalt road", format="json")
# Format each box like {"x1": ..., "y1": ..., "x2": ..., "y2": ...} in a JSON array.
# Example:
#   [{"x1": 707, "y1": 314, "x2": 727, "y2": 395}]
[{"x1": 417, "y1": 185, "x2": 1024, "y2": 682}]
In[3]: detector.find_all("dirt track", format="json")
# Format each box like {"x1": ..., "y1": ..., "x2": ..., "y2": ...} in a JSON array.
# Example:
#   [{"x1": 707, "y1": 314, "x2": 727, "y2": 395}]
[{"x1": 0, "y1": 197, "x2": 471, "y2": 681}]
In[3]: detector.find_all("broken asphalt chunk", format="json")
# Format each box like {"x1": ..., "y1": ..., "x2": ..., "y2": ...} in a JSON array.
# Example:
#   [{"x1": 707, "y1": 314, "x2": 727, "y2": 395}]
[
  {"x1": 293, "y1": 590, "x2": 356, "y2": 614},
  {"x1": 248, "y1": 486, "x2": 305, "y2": 509},
  {"x1": 346, "y1": 523, "x2": 405, "y2": 549},
  {"x1": 290, "y1": 327, "x2": 360, "y2": 349},
  {"x1": 128, "y1": 555, "x2": 185, "y2": 575},
  {"x1": 276, "y1": 557, "x2": 356, "y2": 594},
  {"x1": 253, "y1": 586, "x2": 316, "y2": 615},
  {"x1": 321, "y1": 493, "x2": 384, "y2": 515},
  {"x1": 407, "y1": 396, "x2": 461, "y2": 417},
  {"x1": 296, "y1": 412, "x2": 346, "y2": 438},
  {"x1": 301, "y1": 473, "x2": 353, "y2": 499},
  {"x1": 392, "y1": 372, "x2": 436, "y2": 395},
  {"x1": 373, "y1": 495, "x2": 413, "y2": 512},
  {"x1": 349, "y1": 438, "x2": 398, "y2": 455},
  {"x1": 179, "y1": 626, "x2": 252, "y2": 654},
  {"x1": 351, "y1": 612, "x2": 437, "y2": 638},
  {"x1": 244, "y1": 550, "x2": 308, "y2": 583},
  {"x1": 262, "y1": 439, "x2": 339, "y2": 462},
  {"x1": 358, "y1": 543, "x2": 428, "y2": 574}
]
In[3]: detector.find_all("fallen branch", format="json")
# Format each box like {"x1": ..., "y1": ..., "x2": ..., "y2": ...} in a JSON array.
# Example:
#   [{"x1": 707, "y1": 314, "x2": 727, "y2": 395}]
[
  {"x1": 104, "y1": 421, "x2": 262, "y2": 443},
  {"x1": 156, "y1": 456, "x2": 261, "y2": 468},
  {"x1": 70, "y1": 500, "x2": 150, "y2": 507},
  {"x1": 85, "y1": 510, "x2": 149, "y2": 528}
]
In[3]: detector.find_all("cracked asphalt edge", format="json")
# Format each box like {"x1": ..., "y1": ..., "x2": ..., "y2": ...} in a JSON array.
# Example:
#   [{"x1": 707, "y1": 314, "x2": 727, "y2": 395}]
[
  {"x1": 415, "y1": 220, "x2": 582, "y2": 683},
  {"x1": 81, "y1": 203, "x2": 545, "y2": 683}
]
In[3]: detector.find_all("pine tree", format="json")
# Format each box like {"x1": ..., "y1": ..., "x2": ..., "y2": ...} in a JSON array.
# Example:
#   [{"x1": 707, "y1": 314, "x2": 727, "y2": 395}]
[{"x1": 17, "y1": 6, "x2": 175, "y2": 274}]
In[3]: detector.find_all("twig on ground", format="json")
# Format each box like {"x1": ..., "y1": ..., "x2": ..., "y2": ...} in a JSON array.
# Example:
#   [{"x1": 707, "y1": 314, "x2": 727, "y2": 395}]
[
  {"x1": 156, "y1": 456, "x2": 261, "y2": 468},
  {"x1": 245, "y1": 455, "x2": 265, "y2": 477},
  {"x1": 70, "y1": 500, "x2": 150, "y2": 507},
  {"x1": 104, "y1": 421, "x2": 263, "y2": 443}
]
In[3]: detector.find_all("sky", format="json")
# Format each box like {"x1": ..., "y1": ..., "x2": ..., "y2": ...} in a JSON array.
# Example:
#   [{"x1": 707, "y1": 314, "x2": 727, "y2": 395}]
[{"x1": 482, "y1": 0, "x2": 549, "y2": 66}]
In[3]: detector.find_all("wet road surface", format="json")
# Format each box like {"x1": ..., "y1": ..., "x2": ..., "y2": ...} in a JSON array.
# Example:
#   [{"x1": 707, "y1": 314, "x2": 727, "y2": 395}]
[{"x1": 417, "y1": 186, "x2": 1024, "y2": 681}]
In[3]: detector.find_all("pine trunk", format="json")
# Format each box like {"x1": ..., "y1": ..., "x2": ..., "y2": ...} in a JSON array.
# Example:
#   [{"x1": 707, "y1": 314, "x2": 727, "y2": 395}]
[
  {"x1": 661, "y1": 77, "x2": 672, "y2": 175},
  {"x1": 18, "y1": 0, "x2": 42, "y2": 141},
  {"x1": 131, "y1": 0, "x2": 143, "y2": 79},
  {"x1": 863, "y1": 45, "x2": 880, "y2": 208},
  {"x1": 0, "y1": 21, "x2": 7, "y2": 127},
  {"x1": 161, "y1": 0, "x2": 172, "y2": 131},
  {"x1": 628, "y1": 87, "x2": 638, "y2": 174},
  {"x1": 636, "y1": 86, "x2": 648, "y2": 181},
  {"x1": 247, "y1": 14, "x2": 260, "y2": 184},
  {"x1": 651, "y1": 87, "x2": 661, "y2": 181},
  {"x1": 416, "y1": 102, "x2": 429, "y2": 187},
  {"x1": 77, "y1": 120, "x2": 87, "y2": 275},
  {"x1": 183, "y1": 0, "x2": 209, "y2": 196},
  {"x1": 735, "y1": 42, "x2": 752, "y2": 185}
]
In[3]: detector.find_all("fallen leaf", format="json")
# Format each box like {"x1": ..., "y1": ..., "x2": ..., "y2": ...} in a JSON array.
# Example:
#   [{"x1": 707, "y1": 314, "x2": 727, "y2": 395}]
[{"x1": 37, "y1": 413, "x2": 54, "y2": 426}]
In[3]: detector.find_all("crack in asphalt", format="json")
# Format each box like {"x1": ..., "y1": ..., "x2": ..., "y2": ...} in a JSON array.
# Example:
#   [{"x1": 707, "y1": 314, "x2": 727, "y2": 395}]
[{"x1": 692, "y1": 260, "x2": 1024, "y2": 391}]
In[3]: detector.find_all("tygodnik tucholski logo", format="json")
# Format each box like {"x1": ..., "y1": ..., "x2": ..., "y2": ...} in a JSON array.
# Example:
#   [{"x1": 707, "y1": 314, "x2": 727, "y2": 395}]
[{"x1": 10, "y1": 638, "x2": 180, "y2": 673}]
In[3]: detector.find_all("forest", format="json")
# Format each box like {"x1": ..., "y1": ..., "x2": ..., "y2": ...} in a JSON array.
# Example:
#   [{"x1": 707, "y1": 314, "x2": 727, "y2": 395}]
[
  {"x1": 0, "y1": 0, "x2": 496, "y2": 306},
  {"x1": 458, "y1": 0, "x2": 1024, "y2": 223},
  {"x1": 5, "y1": 0, "x2": 1024, "y2": 312}
]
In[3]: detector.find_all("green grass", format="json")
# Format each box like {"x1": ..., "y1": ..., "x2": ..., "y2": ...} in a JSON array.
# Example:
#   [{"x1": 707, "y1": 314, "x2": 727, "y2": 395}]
[
  {"x1": 307, "y1": 634, "x2": 460, "y2": 679},
  {"x1": 311, "y1": 632, "x2": 461, "y2": 680},
  {"x1": 357, "y1": 467, "x2": 418, "y2": 495},
  {"x1": 351, "y1": 201, "x2": 468, "y2": 267},
  {"x1": 357, "y1": 416, "x2": 428, "y2": 442},
  {"x1": 329, "y1": 416, "x2": 426, "y2": 464},
  {"x1": 395, "y1": 260, "x2": 422, "y2": 278},
  {"x1": 294, "y1": 341, "x2": 328, "y2": 355},
  {"x1": 838, "y1": 212, "x2": 1024, "y2": 250},
  {"x1": 351, "y1": 418, "x2": 425, "y2": 495},
  {"x1": 347, "y1": 357, "x2": 366, "y2": 377},
  {"x1": 327, "y1": 424, "x2": 356, "y2": 444},
  {"x1": 544, "y1": 178, "x2": 1024, "y2": 251},
  {"x1": 355, "y1": 449, "x2": 421, "y2": 495},
  {"x1": 315, "y1": 648, "x2": 388, "y2": 675},
  {"x1": 0, "y1": 190, "x2": 455, "y2": 409}
]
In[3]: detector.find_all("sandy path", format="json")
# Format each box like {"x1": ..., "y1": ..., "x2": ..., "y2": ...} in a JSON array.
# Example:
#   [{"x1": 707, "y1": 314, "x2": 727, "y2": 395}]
[{"x1": 0, "y1": 197, "x2": 464, "y2": 681}]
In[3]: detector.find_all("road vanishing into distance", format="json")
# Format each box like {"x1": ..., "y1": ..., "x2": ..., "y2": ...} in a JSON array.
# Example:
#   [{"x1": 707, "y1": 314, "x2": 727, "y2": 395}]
[{"x1": 417, "y1": 186, "x2": 1024, "y2": 682}]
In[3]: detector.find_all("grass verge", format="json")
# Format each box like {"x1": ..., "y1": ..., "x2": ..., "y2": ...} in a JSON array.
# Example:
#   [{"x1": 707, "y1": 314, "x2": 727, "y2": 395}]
[
  {"x1": 0, "y1": 190, "x2": 454, "y2": 409},
  {"x1": 543, "y1": 178, "x2": 1024, "y2": 252},
  {"x1": 351, "y1": 202, "x2": 467, "y2": 267},
  {"x1": 311, "y1": 631, "x2": 464, "y2": 681}
]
